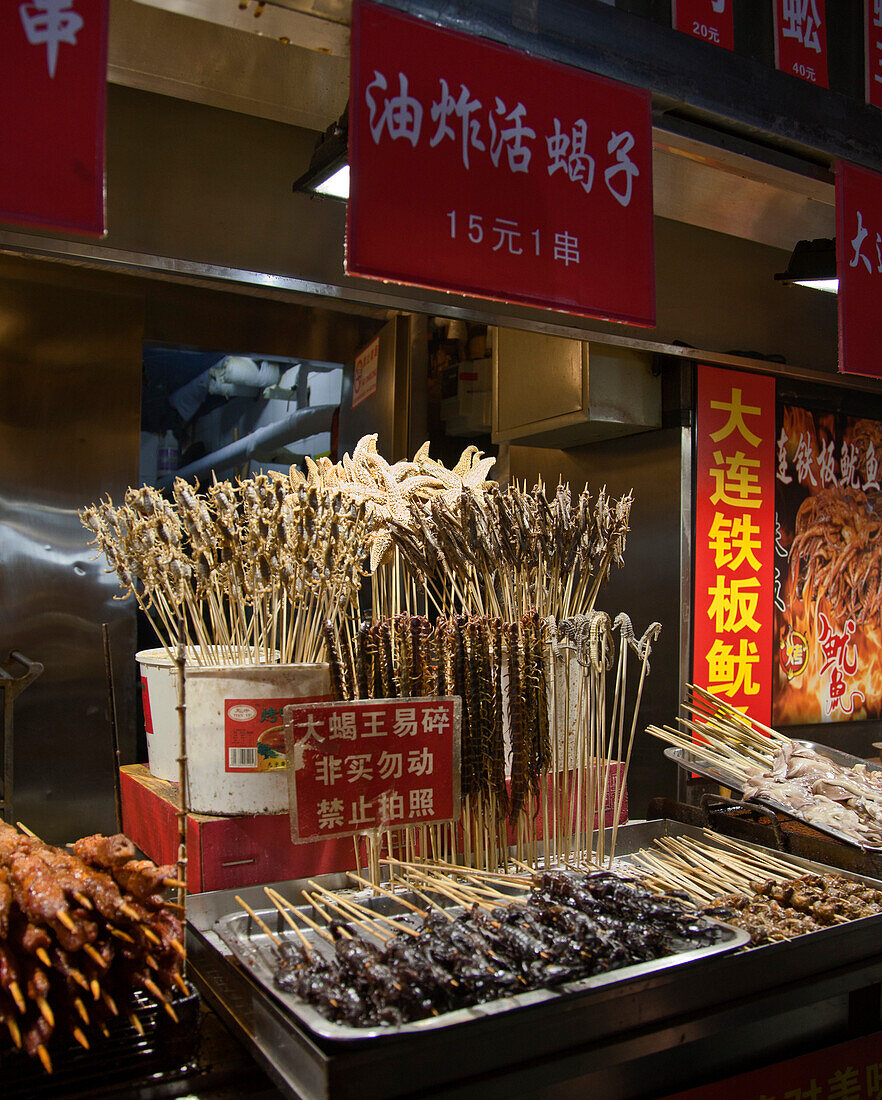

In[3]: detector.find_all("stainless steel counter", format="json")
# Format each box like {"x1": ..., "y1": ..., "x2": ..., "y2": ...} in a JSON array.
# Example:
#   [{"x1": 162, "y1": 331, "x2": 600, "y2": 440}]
[{"x1": 182, "y1": 819, "x2": 882, "y2": 1100}]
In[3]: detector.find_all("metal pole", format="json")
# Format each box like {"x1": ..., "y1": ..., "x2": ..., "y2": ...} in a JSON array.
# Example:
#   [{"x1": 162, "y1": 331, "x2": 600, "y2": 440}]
[{"x1": 102, "y1": 623, "x2": 124, "y2": 832}]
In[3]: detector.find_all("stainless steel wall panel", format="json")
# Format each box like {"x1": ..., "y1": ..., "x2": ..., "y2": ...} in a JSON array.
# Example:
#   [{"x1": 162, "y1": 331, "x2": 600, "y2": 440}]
[
  {"x1": 0, "y1": 260, "x2": 143, "y2": 842},
  {"x1": 509, "y1": 428, "x2": 683, "y2": 818}
]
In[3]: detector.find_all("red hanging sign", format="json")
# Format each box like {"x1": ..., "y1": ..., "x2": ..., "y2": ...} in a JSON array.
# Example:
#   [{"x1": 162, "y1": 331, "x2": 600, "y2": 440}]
[
  {"x1": 284, "y1": 697, "x2": 461, "y2": 842},
  {"x1": 347, "y1": 0, "x2": 655, "y2": 326},
  {"x1": 773, "y1": 0, "x2": 828, "y2": 87},
  {"x1": 672, "y1": 0, "x2": 735, "y2": 51},
  {"x1": 0, "y1": 0, "x2": 108, "y2": 235},
  {"x1": 692, "y1": 365, "x2": 776, "y2": 724},
  {"x1": 836, "y1": 160, "x2": 882, "y2": 379},
  {"x1": 662, "y1": 1029, "x2": 882, "y2": 1100},
  {"x1": 867, "y1": 0, "x2": 882, "y2": 109},
  {"x1": 352, "y1": 334, "x2": 380, "y2": 409}
]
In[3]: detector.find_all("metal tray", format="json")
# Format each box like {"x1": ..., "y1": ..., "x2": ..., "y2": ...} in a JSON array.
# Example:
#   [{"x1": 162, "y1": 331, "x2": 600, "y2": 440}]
[
  {"x1": 664, "y1": 739, "x2": 882, "y2": 853},
  {"x1": 186, "y1": 821, "x2": 882, "y2": 1100},
  {"x1": 185, "y1": 820, "x2": 882, "y2": 1100},
  {"x1": 213, "y1": 887, "x2": 748, "y2": 1043}
]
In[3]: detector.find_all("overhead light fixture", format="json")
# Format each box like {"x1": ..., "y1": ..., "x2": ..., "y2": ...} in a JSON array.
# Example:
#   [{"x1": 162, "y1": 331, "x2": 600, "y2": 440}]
[
  {"x1": 774, "y1": 237, "x2": 838, "y2": 293},
  {"x1": 292, "y1": 105, "x2": 349, "y2": 201}
]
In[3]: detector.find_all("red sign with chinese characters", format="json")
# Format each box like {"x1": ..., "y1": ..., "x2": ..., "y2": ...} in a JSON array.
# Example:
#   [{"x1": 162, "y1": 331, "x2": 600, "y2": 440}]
[
  {"x1": 773, "y1": 0, "x2": 828, "y2": 87},
  {"x1": 773, "y1": 404, "x2": 882, "y2": 724},
  {"x1": 868, "y1": 0, "x2": 882, "y2": 108},
  {"x1": 672, "y1": 0, "x2": 735, "y2": 51},
  {"x1": 837, "y1": 160, "x2": 882, "y2": 379},
  {"x1": 347, "y1": 0, "x2": 655, "y2": 326},
  {"x1": 352, "y1": 334, "x2": 379, "y2": 409},
  {"x1": 0, "y1": 0, "x2": 108, "y2": 235},
  {"x1": 284, "y1": 697, "x2": 461, "y2": 842},
  {"x1": 662, "y1": 1029, "x2": 882, "y2": 1100},
  {"x1": 693, "y1": 365, "x2": 775, "y2": 724}
]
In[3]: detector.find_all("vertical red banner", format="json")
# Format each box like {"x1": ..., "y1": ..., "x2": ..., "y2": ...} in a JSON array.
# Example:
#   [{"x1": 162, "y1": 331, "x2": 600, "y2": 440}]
[
  {"x1": 773, "y1": 0, "x2": 829, "y2": 87},
  {"x1": 836, "y1": 160, "x2": 882, "y2": 379},
  {"x1": 672, "y1": 0, "x2": 735, "y2": 51},
  {"x1": 693, "y1": 365, "x2": 776, "y2": 724},
  {"x1": 867, "y1": 0, "x2": 882, "y2": 111},
  {"x1": 0, "y1": 0, "x2": 108, "y2": 235}
]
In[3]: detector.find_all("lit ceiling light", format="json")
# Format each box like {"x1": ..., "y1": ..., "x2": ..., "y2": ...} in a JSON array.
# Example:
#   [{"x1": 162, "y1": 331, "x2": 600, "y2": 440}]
[
  {"x1": 774, "y1": 238, "x2": 838, "y2": 293},
  {"x1": 292, "y1": 106, "x2": 349, "y2": 201},
  {"x1": 315, "y1": 163, "x2": 350, "y2": 200}
]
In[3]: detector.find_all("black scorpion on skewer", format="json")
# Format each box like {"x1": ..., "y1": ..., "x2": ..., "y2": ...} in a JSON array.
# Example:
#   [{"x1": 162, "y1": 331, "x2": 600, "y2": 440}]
[{"x1": 267, "y1": 869, "x2": 728, "y2": 1028}]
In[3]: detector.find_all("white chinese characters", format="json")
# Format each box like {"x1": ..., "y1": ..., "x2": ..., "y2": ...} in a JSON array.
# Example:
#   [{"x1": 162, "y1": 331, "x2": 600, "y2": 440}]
[
  {"x1": 19, "y1": 0, "x2": 83, "y2": 79},
  {"x1": 849, "y1": 210, "x2": 882, "y2": 275},
  {"x1": 365, "y1": 70, "x2": 640, "y2": 205},
  {"x1": 780, "y1": 0, "x2": 823, "y2": 54},
  {"x1": 447, "y1": 211, "x2": 584, "y2": 267},
  {"x1": 293, "y1": 699, "x2": 457, "y2": 839}
]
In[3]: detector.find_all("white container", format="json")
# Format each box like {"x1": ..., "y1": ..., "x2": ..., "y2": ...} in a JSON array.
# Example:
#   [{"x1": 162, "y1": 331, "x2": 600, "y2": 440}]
[{"x1": 137, "y1": 648, "x2": 331, "y2": 815}]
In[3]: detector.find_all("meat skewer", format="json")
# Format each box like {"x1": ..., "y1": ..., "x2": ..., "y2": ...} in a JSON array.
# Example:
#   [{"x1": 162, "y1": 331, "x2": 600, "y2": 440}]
[{"x1": 0, "y1": 823, "x2": 186, "y2": 1073}]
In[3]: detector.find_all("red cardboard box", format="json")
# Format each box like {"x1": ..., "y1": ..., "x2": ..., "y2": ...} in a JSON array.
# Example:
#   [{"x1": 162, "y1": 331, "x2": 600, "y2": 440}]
[
  {"x1": 120, "y1": 765, "x2": 354, "y2": 893},
  {"x1": 120, "y1": 761, "x2": 627, "y2": 893}
]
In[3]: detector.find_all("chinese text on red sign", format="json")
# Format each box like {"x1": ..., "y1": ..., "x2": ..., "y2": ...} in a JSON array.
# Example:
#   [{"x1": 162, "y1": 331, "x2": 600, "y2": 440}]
[
  {"x1": 836, "y1": 160, "x2": 882, "y2": 379},
  {"x1": 672, "y1": 1, "x2": 735, "y2": 51},
  {"x1": 868, "y1": 0, "x2": 882, "y2": 109},
  {"x1": 693, "y1": 366, "x2": 775, "y2": 724},
  {"x1": 285, "y1": 697, "x2": 461, "y2": 842},
  {"x1": 659, "y1": 1028, "x2": 882, "y2": 1100},
  {"x1": 0, "y1": 0, "x2": 108, "y2": 234},
  {"x1": 774, "y1": 404, "x2": 882, "y2": 725},
  {"x1": 773, "y1": 0, "x2": 829, "y2": 88},
  {"x1": 352, "y1": 335, "x2": 380, "y2": 409},
  {"x1": 347, "y1": 0, "x2": 654, "y2": 326}
]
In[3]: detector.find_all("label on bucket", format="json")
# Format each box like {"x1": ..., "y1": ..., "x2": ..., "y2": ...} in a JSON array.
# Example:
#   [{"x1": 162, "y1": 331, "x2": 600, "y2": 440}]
[
  {"x1": 225, "y1": 696, "x2": 329, "y2": 773},
  {"x1": 141, "y1": 676, "x2": 154, "y2": 737}
]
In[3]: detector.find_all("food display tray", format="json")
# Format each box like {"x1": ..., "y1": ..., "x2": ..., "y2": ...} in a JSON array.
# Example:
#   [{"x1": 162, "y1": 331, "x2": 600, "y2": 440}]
[
  {"x1": 185, "y1": 820, "x2": 882, "y2": 1100},
  {"x1": 212, "y1": 894, "x2": 748, "y2": 1044},
  {"x1": 664, "y1": 740, "x2": 882, "y2": 853}
]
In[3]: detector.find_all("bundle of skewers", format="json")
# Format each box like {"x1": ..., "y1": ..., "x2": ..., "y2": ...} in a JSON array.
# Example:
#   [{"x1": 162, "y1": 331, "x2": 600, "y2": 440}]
[
  {"x1": 627, "y1": 830, "x2": 882, "y2": 944},
  {"x1": 233, "y1": 861, "x2": 726, "y2": 1028},
  {"x1": 647, "y1": 685, "x2": 882, "y2": 846},
  {"x1": 80, "y1": 475, "x2": 373, "y2": 665},
  {"x1": 0, "y1": 823, "x2": 186, "y2": 1073},
  {"x1": 322, "y1": 610, "x2": 661, "y2": 873},
  {"x1": 83, "y1": 433, "x2": 660, "y2": 874}
]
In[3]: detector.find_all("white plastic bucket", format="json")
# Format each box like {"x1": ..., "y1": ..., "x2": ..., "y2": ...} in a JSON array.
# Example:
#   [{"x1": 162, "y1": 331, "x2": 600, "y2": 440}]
[{"x1": 137, "y1": 648, "x2": 331, "y2": 815}]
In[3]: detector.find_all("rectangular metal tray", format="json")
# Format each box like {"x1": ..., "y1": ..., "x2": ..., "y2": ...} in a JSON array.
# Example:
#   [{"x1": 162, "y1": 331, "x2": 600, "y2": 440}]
[
  {"x1": 185, "y1": 820, "x2": 882, "y2": 1100},
  {"x1": 212, "y1": 885, "x2": 748, "y2": 1043},
  {"x1": 664, "y1": 739, "x2": 882, "y2": 853}
]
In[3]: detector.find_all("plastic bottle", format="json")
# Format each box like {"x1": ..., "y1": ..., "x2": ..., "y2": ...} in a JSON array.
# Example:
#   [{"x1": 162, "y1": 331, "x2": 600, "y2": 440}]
[{"x1": 157, "y1": 430, "x2": 179, "y2": 478}]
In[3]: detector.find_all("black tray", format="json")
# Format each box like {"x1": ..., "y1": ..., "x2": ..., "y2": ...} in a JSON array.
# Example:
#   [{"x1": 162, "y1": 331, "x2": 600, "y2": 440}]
[{"x1": 0, "y1": 985, "x2": 201, "y2": 1100}]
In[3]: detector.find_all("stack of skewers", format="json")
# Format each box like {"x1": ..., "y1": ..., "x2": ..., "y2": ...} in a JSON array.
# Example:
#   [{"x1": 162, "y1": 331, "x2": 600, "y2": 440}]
[
  {"x1": 233, "y1": 861, "x2": 727, "y2": 1028},
  {"x1": 81, "y1": 476, "x2": 373, "y2": 666},
  {"x1": 82, "y1": 434, "x2": 661, "y2": 875},
  {"x1": 627, "y1": 829, "x2": 882, "y2": 944},
  {"x1": 647, "y1": 685, "x2": 882, "y2": 846},
  {"x1": 0, "y1": 823, "x2": 186, "y2": 1073}
]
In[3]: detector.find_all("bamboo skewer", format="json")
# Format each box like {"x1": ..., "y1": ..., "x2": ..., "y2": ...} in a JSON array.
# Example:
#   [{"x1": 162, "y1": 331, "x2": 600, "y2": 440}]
[
  {"x1": 265, "y1": 888, "x2": 335, "y2": 946},
  {"x1": 263, "y1": 889, "x2": 314, "y2": 953},
  {"x1": 235, "y1": 895, "x2": 282, "y2": 948},
  {"x1": 306, "y1": 880, "x2": 398, "y2": 941},
  {"x1": 303, "y1": 892, "x2": 353, "y2": 940},
  {"x1": 345, "y1": 871, "x2": 429, "y2": 919}
]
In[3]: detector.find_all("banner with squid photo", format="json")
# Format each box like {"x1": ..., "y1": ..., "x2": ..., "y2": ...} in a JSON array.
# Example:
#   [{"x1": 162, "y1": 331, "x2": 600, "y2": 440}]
[{"x1": 774, "y1": 404, "x2": 882, "y2": 724}]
